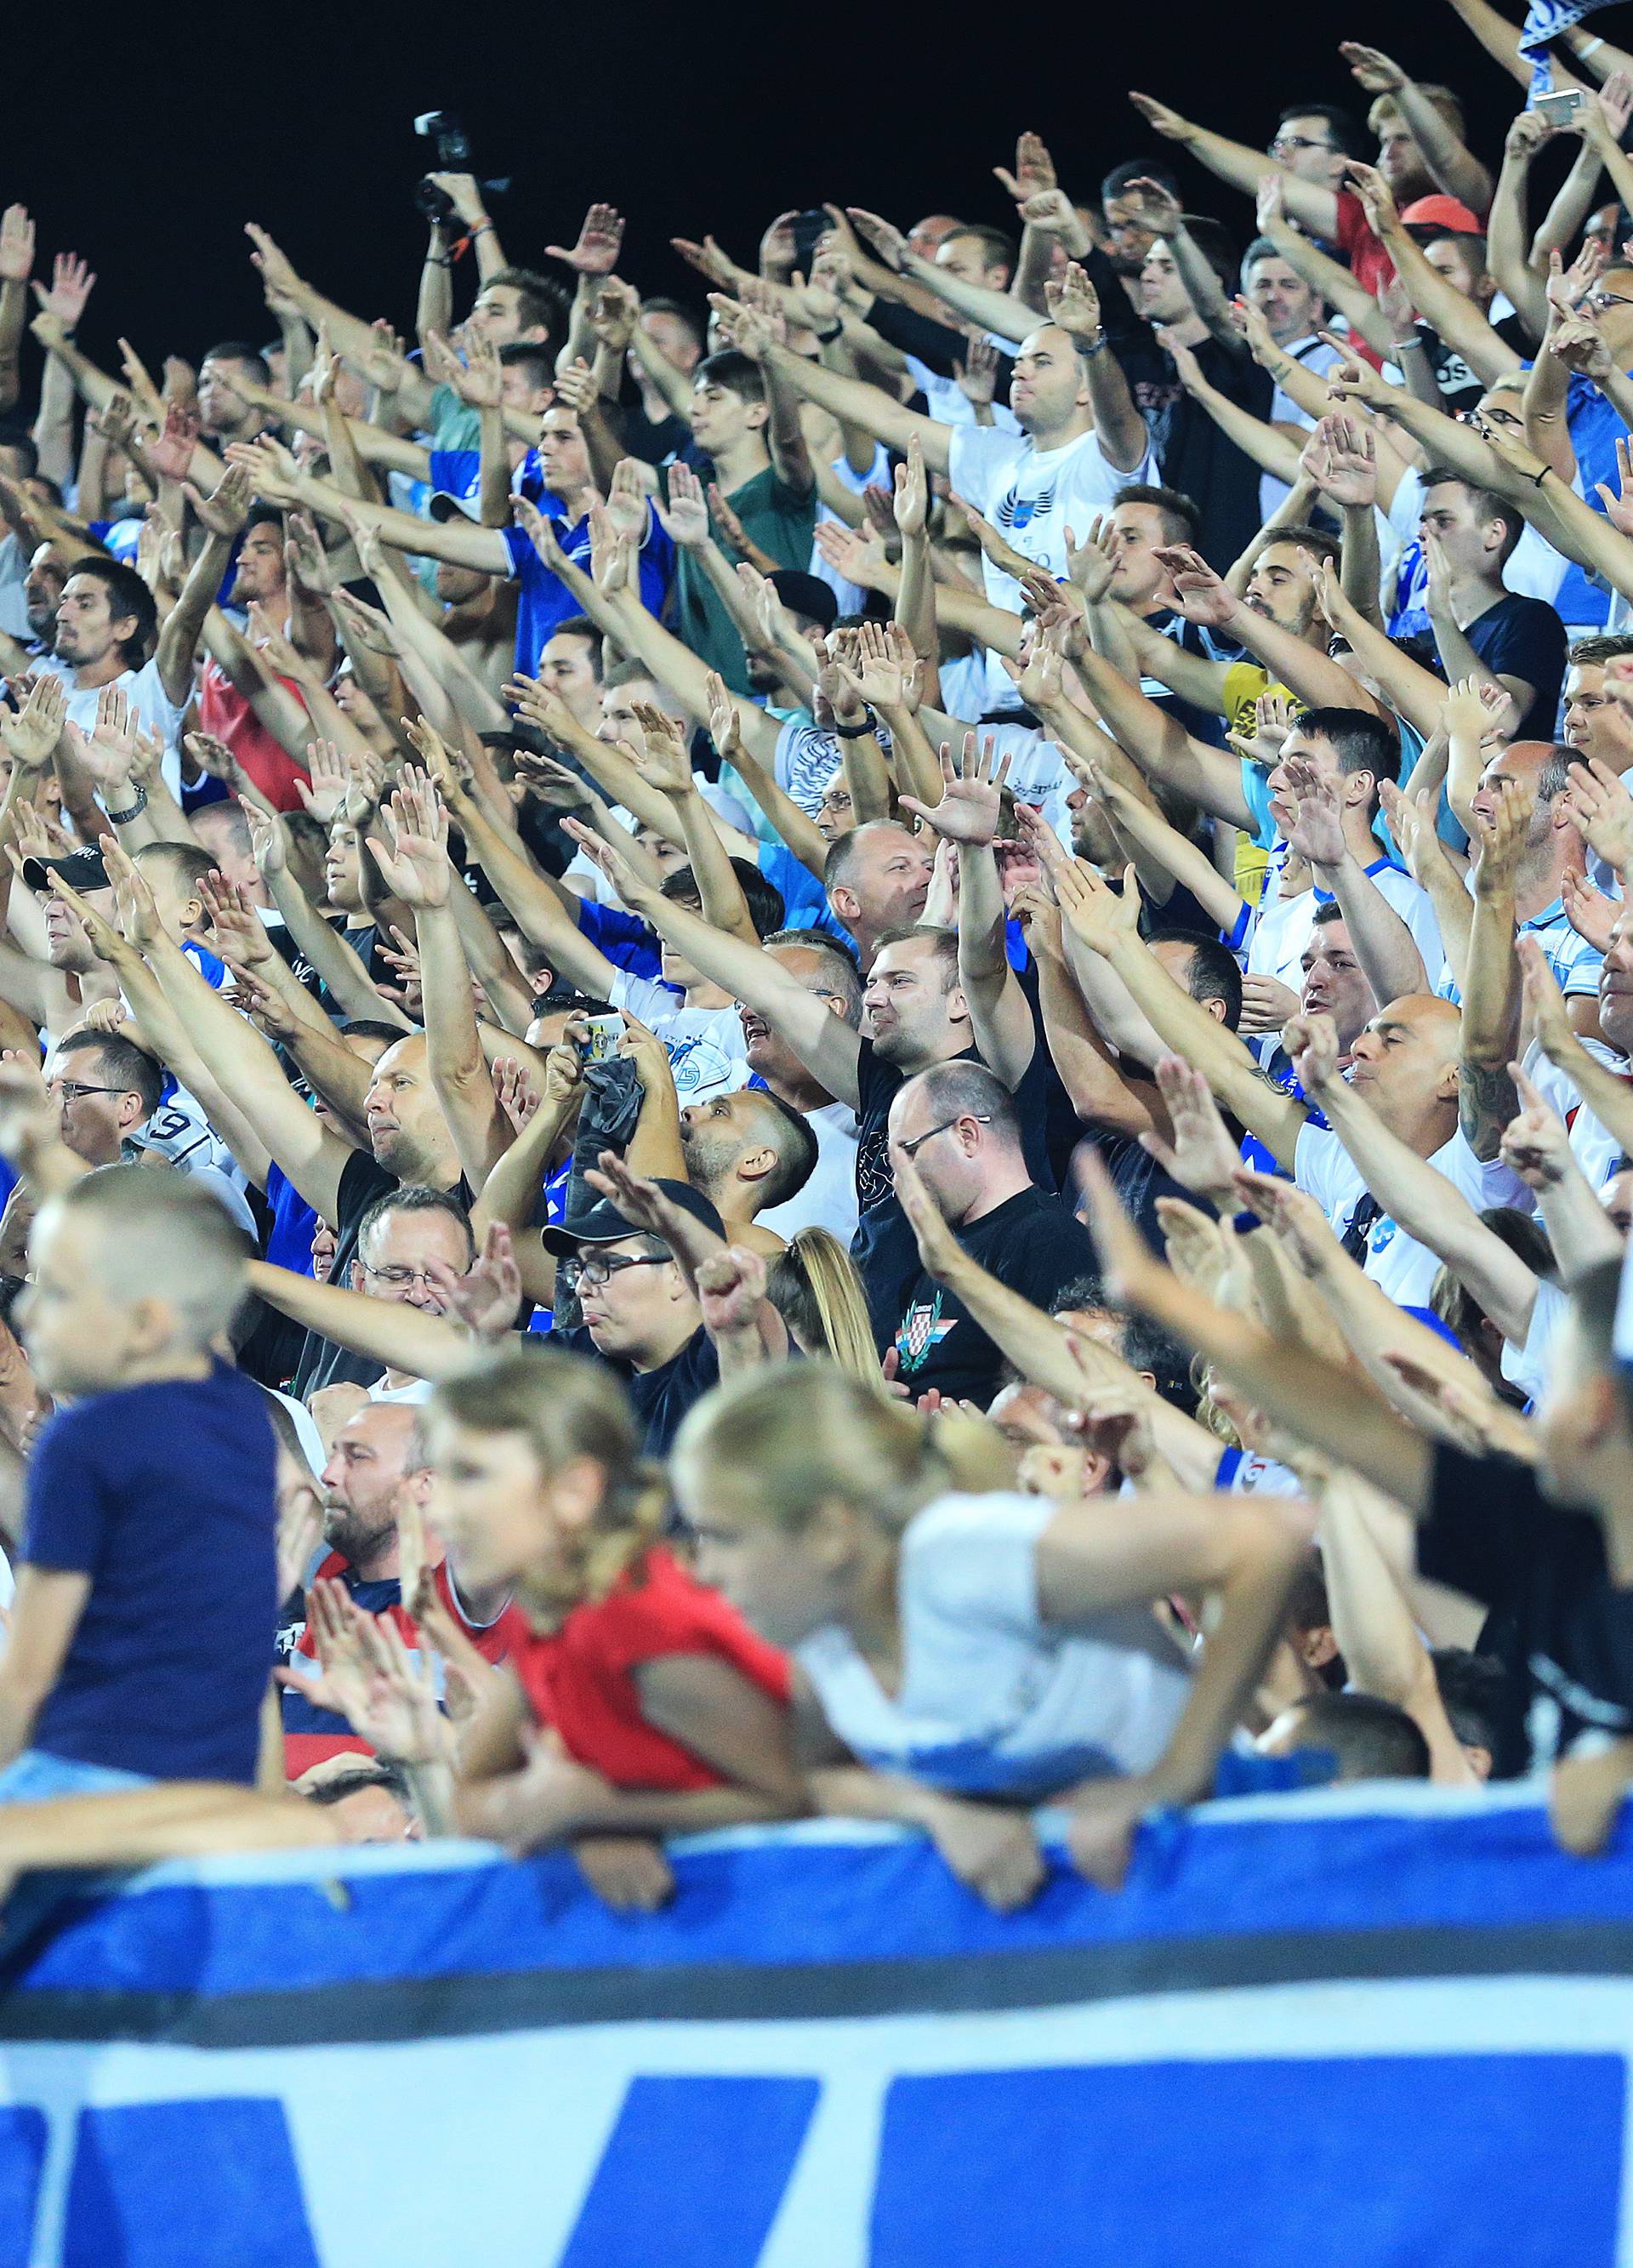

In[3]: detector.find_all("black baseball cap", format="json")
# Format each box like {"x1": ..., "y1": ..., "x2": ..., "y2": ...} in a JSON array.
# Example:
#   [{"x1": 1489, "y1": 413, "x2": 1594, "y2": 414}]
[
  {"x1": 21, "y1": 847, "x2": 108, "y2": 895},
  {"x1": 769, "y1": 570, "x2": 838, "y2": 630},
  {"x1": 542, "y1": 1178, "x2": 725, "y2": 1256}
]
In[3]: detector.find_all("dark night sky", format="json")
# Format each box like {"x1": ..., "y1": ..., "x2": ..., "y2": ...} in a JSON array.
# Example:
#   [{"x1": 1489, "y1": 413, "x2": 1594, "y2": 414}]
[{"x1": 5, "y1": 1, "x2": 1613, "y2": 385}]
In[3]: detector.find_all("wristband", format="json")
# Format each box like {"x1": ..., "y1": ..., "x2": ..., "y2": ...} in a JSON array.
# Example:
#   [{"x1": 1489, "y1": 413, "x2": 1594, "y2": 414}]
[
  {"x1": 831, "y1": 709, "x2": 877, "y2": 739},
  {"x1": 1229, "y1": 1208, "x2": 1262, "y2": 1236},
  {"x1": 102, "y1": 786, "x2": 148, "y2": 825},
  {"x1": 427, "y1": 255, "x2": 452, "y2": 271},
  {"x1": 470, "y1": 220, "x2": 493, "y2": 237},
  {"x1": 1390, "y1": 339, "x2": 1422, "y2": 356},
  {"x1": 1082, "y1": 331, "x2": 1108, "y2": 356},
  {"x1": 814, "y1": 322, "x2": 844, "y2": 344}
]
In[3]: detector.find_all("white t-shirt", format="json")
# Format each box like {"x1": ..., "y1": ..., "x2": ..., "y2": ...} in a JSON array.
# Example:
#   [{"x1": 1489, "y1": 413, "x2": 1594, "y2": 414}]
[
  {"x1": 1501, "y1": 1276, "x2": 1567, "y2": 1410},
  {"x1": 608, "y1": 969, "x2": 751, "y2": 1106},
  {"x1": 756, "y1": 1098, "x2": 860, "y2": 1245},
  {"x1": 61, "y1": 658, "x2": 189, "y2": 801},
  {"x1": 1383, "y1": 464, "x2": 1571, "y2": 621},
  {"x1": 811, "y1": 443, "x2": 892, "y2": 618},
  {"x1": 0, "y1": 532, "x2": 31, "y2": 644},
  {"x1": 1260, "y1": 336, "x2": 1345, "y2": 524},
  {"x1": 774, "y1": 715, "x2": 844, "y2": 817},
  {"x1": 1521, "y1": 1036, "x2": 1632, "y2": 1192},
  {"x1": 369, "y1": 1376, "x2": 434, "y2": 1406},
  {"x1": 794, "y1": 1490, "x2": 1192, "y2": 1800},
  {"x1": 907, "y1": 354, "x2": 1022, "y2": 437},
  {"x1": 1246, "y1": 863, "x2": 1444, "y2": 1001},
  {"x1": 946, "y1": 422, "x2": 1153, "y2": 709},
  {"x1": 1294, "y1": 1116, "x2": 1529, "y2": 1308}
]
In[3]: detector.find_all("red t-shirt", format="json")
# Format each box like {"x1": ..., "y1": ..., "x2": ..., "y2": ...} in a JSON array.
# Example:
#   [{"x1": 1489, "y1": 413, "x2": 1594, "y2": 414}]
[
  {"x1": 197, "y1": 657, "x2": 311, "y2": 813},
  {"x1": 500, "y1": 1546, "x2": 791, "y2": 1791},
  {"x1": 433, "y1": 1555, "x2": 513, "y2": 1667},
  {"x1": 1332, "y1": 193, "x2": 1394, "y2": 372}
]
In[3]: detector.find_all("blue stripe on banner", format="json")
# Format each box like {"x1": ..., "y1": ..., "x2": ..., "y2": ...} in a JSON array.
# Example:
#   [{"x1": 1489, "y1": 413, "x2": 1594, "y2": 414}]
[
  {"x1": 0, "y1": 2110, "x2": 46, "y2": 2268},
  {"x1": 870, "y1": 2055, "x2": 1626, "y2": 2265},
  {"x1": 19, "y1": 1802, "x2": 1633, "y2": 2003},
  {"x1": 558, "y1": 2077, "x2": 818, "y2": 2268},
  {"x1": 60, "y1": 2100, "x2": 321, "y2": 2268}
]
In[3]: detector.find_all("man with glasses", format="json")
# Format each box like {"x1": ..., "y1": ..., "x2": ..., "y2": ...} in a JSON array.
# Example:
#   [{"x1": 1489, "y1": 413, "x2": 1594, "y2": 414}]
[
  {"x1": 544, "y1": 1177, "x2": 734, "y2": 1454},
  {"x1": 37, "y1": 1029, "x2": 256, "y2": 1235},
  {"x1": 885, "y1": 1061, "x2": 1097, "y2": 1408},
  {"x1": 346, "y1": 1186, "x2": 477, "y2": 1406},
  {"x1": 1266, "y1": 108, "x2": 1359, "y2": 197}
]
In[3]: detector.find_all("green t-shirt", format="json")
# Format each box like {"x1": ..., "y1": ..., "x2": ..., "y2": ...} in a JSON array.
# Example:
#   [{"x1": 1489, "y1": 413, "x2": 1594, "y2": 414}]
[
  {"x1": 669, "y1": 464, "x2": 817, "y2": 693},
  {"x1": 428, "y1": 383, "x2": 481, "y2": 453}
]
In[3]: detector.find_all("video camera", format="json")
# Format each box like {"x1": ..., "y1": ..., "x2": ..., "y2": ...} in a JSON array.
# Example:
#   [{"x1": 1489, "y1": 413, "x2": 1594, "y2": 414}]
[{"x1": 413, "y1": 112, "x2": 509, "y2": 225}]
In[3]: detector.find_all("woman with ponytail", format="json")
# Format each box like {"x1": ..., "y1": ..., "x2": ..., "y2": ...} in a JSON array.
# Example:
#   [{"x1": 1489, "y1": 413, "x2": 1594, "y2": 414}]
[
  {"x1": 318, "y1": 1345, "x2": 804, "y2": 1907},
  {"x1": 673, "y1": 1363, "x2": 1312, "y2": 1901}
]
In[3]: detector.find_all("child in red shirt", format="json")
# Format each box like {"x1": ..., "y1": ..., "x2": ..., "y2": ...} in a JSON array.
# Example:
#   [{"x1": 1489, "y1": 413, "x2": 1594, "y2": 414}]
[{"x1": 312, "y1": 1347, "x2": 804, "y2": 1904}]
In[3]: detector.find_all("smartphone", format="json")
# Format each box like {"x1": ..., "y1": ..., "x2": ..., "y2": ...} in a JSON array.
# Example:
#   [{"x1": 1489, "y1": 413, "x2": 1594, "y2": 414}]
[
  {"x1": 791, "y1": 208, "x2": 831, "y2": 276},
  {"x1": 583, "y1": 1013, "x2": 625, "y2": 1065},
  {"x1": 1534, "y1": 89, "x2": 1587, "y2": 126}
]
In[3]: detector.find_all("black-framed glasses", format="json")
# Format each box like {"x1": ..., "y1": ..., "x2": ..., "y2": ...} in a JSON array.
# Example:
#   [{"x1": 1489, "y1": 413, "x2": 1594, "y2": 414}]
[
  {"x1": 47, "y1": 1080, "x2": 130, "y2": 1104},
  {"x1": 361, "y1": 1260, "x2": 445, "y2": 1292},
  {"x1": 1269, "y1": 133, "x2": 1334, "y2": 156},
  {"x1": 559, "y1": 1251, "x2": 670, "y2": 1291},
  {"x1": 896, "y1": 1113, "x2": 991, "y2": 1160}
]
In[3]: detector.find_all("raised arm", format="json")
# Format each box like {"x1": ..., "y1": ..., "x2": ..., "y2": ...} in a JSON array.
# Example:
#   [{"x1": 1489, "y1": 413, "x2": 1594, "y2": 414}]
[
  {"x1": 1338, "y1": 44, "x2": 1494, "y2": 213},
  {"x1": 1055, "y1": 856, "x2": 1310, "y2": 1167},
  {"x1": 105, "y1": 841, "x2": 355, "y2": 1223},
  {"x1": 369, "y1": 761, "x2": 511, "y2": 1191},
  {"x1": 711, "y1": 305, "x2": 953, "y2": 474},
  {"x1": 1126, "y1": 93, "x2": 1340, "y2": 239}
]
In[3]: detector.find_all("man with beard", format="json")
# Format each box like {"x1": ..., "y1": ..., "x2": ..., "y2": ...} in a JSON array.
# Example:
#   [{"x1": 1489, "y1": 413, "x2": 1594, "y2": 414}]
[
  {"x1": 677, "y1": 1087, "x2": 818, "y2": 1256},
  {"x1": 276, "y1": 1401, "x2": 430, "y2": 1773},
  {"x1": 737, "y1": 929, "x2": 862, "y2": 1244}
]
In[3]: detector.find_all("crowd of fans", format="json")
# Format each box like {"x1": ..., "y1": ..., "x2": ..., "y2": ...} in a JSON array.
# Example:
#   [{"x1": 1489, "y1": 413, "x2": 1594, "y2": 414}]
[{"x1": 1, "y1": 2, "x2": 1633, "y2": 1935}]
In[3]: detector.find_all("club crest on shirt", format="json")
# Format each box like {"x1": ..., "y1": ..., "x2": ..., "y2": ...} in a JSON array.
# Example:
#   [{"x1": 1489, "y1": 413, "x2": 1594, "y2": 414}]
[
  {"x1": 994, "y1": 479, "x2": 1057, "y2": 533},
  {"x1": 895, "y1": 1291, "x2": 958, "y2": 1373}
]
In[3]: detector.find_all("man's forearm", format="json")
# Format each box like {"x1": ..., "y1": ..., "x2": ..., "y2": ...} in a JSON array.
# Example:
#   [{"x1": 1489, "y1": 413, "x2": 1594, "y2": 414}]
[
  {"x1": 899, "y1": 252, "x2": 1034, "y2": 346},
  {"x1": 246, "y1": 1261, "x2": 473, "y2": 1378},
  {"x1": 1103, "y1": 930, "x2": 1306, "y2": 1165},
  {"x1": 1395, "y1": 84, "x2": 1494, "y2": 212},
  {"x1": 1323, "y1": 850, "x2": 1428, "y2": 1005},
  {"x1": 763, "y1": 345, "x2": 949, "y2": 471},
  {"x1": 1522, "y1": 344, "x2": 1577, "y2": 480}
]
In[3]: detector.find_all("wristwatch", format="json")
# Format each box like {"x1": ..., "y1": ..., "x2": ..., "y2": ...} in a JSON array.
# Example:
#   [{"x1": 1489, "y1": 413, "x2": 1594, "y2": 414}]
[
  {"x1": 102, "y1": 786, "x2": 148, "y2": 825},
  {"x1": 831, "y1": 709, "x2": 878, "y2": 739},
  {"x1": 814, "y1": 322, "x2": 844, "y2": 345}
]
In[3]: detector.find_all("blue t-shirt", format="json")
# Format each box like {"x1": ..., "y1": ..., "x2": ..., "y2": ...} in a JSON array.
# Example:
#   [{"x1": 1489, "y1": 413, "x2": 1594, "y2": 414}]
[
  {"x1": 577, "y1": 897, "x2": 663, "y2": 978},
  {"x1": 500, "y1": 495, "x2": 674, "y2": 677},
  {"x1": 1555, "y1": 375, "x2": 1624, "y2": 630},
  {"x1": 264, "y1": 1160, "x2": 318, "y2": 1279},
  {"x1": 758, "y1": 842, "x2": 849, "y2": 943},
  {"x1": 24, "y1": 1363, "x2": 279, "y2": 1783}
]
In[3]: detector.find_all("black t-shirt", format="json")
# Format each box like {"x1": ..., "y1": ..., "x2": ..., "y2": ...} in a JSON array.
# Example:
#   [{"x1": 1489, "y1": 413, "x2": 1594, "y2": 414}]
[
  {"x1": 1141, "y1": 610, "x2": 1227, "y2": 749},
  {"x1": 1151, "y1": 340, "x2": 1276, "y2": 572},
  {"x1": 889, "y1": 1187, "x2": 1099, "y2": 1405},
  {"x1": 555, "y1": 1321, "x2": 720, "y2": 1456},
  {"x1": 1084, "y1": 247, "x2": 1175, "y2": 413},
  {"x1": 290, "y1": 1149, "x2": 472, "y2": 1398},
  {"x1": 1459, "y1": 594, "x2": 1568, "y2": 741},
  {"x1": 1419, "y1": 1443, "x2": 1633, "y2": 1775},
  {"x1": 851, "y1": 1039, "x2": 1061, "y2": 1347}
]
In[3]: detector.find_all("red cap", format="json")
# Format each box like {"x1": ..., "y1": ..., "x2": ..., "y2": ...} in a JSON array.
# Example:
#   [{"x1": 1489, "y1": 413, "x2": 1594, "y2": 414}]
[{"x1": 1400, "y1": 193, "x2": 1483, "y2": 236}]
